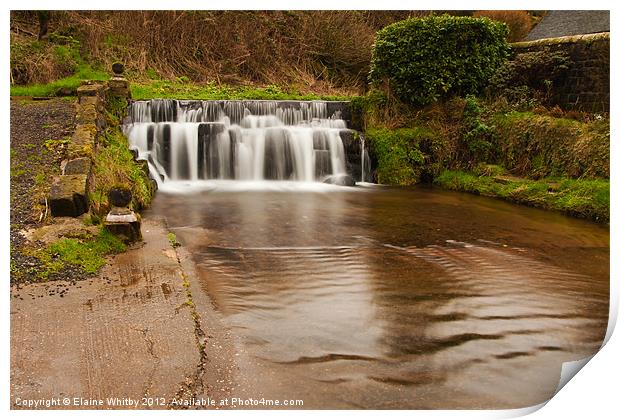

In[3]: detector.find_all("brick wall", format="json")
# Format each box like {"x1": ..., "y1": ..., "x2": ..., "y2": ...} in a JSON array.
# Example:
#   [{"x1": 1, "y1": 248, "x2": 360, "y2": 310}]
[{"x1": 512, "y1": 32, "x2": 610, "y2": 112}]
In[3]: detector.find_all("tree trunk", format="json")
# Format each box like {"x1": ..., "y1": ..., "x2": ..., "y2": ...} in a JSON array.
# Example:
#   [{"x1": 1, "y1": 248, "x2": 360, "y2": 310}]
[{"x1": 37, "y1": 11, "x2": 50, "y2": 40}]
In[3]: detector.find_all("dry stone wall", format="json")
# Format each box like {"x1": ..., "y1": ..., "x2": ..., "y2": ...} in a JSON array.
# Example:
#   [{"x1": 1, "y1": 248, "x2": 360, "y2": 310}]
[
  {"x1": 512, "y1": 32, "x2": 610, "y2": 112},
  {"x1": 50, "y1": 82, "x2": 107, "y2": 217}
]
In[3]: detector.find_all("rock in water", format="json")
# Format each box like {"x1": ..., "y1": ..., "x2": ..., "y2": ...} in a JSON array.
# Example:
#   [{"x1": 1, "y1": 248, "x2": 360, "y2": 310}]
[{"x1": 323, "y1": 174, "x2": 356, "y2": 186}]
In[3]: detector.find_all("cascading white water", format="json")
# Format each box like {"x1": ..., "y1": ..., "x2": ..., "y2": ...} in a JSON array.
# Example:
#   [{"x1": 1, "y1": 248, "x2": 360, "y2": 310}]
[{"x1": 123, "y1": 99, "x2": 366, "y2": 188}]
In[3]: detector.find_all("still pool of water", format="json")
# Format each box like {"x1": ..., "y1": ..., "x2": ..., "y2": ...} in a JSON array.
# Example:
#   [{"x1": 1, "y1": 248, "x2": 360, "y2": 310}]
[{"x1": 148, "y1": 183, "x2": 609, "y2": 409}]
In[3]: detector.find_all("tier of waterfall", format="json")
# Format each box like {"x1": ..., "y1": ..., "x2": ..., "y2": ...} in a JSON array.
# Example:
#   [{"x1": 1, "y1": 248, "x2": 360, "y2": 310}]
[{"x1": 123, "y1": 99, "x2": 371, "y2": 187}]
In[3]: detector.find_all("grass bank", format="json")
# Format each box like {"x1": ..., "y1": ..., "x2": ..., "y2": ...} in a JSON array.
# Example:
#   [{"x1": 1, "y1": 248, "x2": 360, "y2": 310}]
[
  {"x1": 434, "y1": 169, "x2": 609, "y2": 223},
  {"x1": 11, "y1": 76, "x2": 357, "y2": 101},
  {"x1": 356, "y1": 92, "x2": 609, "y2": 223},
  {"x1": 131, "y1": 80, "x2": 355, "y2": 101},
  {"x1": 10, "y1": 64, "x2": 108, "y2": 97},
  {"x1": 12, "y1": 11, "x2": 420, "y2": 99}
]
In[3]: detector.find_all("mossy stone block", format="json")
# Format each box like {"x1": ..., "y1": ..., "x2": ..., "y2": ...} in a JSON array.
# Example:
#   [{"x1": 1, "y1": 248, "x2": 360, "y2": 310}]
[
  {"x1": 50, "y1": 174, "x2": 89, "y2": 217},
  {"x1": 62, "y1": 157, "x2": 92, "y2": 175},
  {"x1": 71, "y1": 123, "x2": 98, "y2": 147},
  {"x1": 77, "y1": 84, "x2": 103, "y2": 97}
]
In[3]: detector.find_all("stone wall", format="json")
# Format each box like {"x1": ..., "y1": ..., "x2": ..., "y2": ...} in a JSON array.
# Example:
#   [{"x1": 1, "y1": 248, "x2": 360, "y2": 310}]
[
  {"x1": 50, "y1": 82, "x2": 107, "y2": 217},
  {"x1": 50, "y1": 73, "x2": 133, "y2": 218},
  {"x1": 512, "y1": 32, "x2": 610, "y2": 112}
]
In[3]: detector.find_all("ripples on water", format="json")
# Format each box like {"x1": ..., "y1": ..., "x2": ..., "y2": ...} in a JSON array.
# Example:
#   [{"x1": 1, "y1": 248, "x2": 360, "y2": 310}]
[{"x1": 148, "y1": 185, "x2": 609, "y2": 409}]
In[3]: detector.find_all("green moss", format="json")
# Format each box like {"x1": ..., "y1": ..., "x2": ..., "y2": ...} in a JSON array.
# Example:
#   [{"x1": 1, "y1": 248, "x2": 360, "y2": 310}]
[
  {"x1": 366, "y1": 127, "x2": 434, "y2": 185},
  {"x1": 435, "y1": 169, "x2": 609, "y2": 222},
  {"x1": 43, "y1": 137, "x2": 71, "y2": 152},
  {"x1": 91, "y1": 127, "x2": 153, "y2": 215},
  {"x1": 33, "y1": 171, "x2": 46, "y2": 187},
  {"x1": 33, "y1": 228, "x2": 126, "y2": 279},
  {"x1": 10, "y1": 167, "x2": 27, "y2": 178},
  {"x1": 131, "y1": 80, "x2": 354, "y2": 101},
  {"x1": 167, "y1": 232, "x2": 180, "y2": 248}
]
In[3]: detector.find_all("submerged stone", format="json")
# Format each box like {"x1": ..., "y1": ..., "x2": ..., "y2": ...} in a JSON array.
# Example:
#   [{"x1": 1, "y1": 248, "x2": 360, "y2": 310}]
[{"x1": 323, "y1": 174, "x2": 356, "y2": 186}]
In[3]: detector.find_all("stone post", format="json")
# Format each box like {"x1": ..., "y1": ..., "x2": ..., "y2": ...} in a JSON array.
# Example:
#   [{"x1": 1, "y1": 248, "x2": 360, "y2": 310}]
[
  {"x1": 104, "y1": 187, "x2": 142, "y2": 243},
  {"x1": 108, "y1": 62, "x2": 131, "y2": 99}
]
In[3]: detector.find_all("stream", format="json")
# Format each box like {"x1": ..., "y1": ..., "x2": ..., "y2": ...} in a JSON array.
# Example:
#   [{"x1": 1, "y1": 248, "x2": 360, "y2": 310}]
[{"x1": 147, "y1": 183, "x2": 609, "y2": 409}]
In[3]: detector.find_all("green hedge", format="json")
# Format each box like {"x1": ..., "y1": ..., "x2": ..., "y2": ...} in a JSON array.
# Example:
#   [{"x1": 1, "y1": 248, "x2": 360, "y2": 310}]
[{"x1": 369, "y1": 15, "x2": 510, "y2": 106}]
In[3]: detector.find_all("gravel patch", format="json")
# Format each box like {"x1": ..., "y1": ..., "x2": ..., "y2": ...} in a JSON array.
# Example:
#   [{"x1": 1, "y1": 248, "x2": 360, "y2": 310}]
[{"x1": 10, "y1": 97, "x2": 89, "y2": 285}]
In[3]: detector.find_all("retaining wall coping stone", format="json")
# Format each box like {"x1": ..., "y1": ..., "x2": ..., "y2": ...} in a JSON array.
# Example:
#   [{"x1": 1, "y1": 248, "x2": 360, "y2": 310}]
[{"x1": 512, "y1": 32, "x2": 609, "y2": 49}]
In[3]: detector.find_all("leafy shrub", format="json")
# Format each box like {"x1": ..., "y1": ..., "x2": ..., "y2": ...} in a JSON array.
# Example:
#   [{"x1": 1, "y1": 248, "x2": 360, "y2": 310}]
[
  {"x1": 369, "y1": 15, "x2": 510, "y2": 106},
  {"x1": 461, "y1": 96, "x2": 496, "y2": 164},
  {"x1": 488, "y1": 47, "x2": 572, "y2": 105},
  {"x1": 473, "y1": 10, "x2": 533, "y2": 42}
]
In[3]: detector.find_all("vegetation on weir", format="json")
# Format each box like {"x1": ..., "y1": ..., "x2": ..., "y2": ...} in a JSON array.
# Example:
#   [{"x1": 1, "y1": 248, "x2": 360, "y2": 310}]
[
  {"x1": 131, "y1": 80, "x2": 353, "y2": 101},
  {"x1": 365, "y1": 127, "x2": 440, "y2": 185},
  {"x1": 90, "y1": 126, "x2": 154, "y2": 217}
]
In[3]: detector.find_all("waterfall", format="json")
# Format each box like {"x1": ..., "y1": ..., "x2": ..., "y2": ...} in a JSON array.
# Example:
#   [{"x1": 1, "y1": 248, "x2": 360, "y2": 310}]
[
  {"x1": 360, "y1": 133, "x2": 372, "y2": 182},
  {"x1": 123, "y1": 99, "x2": 369, "y2": 188}
]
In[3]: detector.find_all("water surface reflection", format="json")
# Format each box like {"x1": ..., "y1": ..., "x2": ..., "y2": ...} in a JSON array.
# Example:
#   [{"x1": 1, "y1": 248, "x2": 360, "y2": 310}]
[{"x1": 148, "y1": 184, "x2": 609, "y2": 408}]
